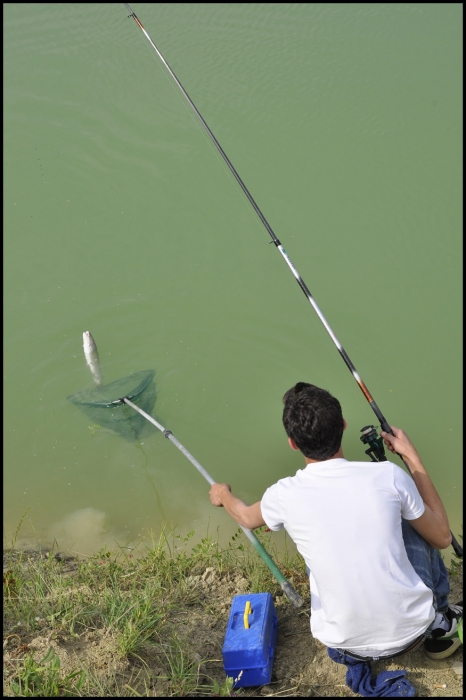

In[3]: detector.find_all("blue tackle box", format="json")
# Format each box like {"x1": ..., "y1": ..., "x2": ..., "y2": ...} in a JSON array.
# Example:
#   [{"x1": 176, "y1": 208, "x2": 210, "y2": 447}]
[{"x1": 222, "y1": 593, "x2": 278, "y2": 688}]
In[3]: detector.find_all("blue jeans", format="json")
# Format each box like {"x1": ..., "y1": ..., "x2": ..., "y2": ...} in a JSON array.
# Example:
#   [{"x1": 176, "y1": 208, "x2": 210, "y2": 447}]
[{"x1": 401, "y1": 518, "x2": 450, "y2": 613}]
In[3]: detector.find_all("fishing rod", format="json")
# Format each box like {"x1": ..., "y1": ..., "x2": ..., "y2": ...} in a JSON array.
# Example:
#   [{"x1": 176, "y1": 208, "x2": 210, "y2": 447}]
[
  {"x1": 122, "y1": 398, "x2": 303, "y2": 608},
  {"x1": 123, "y1": 4, "x2": 462, "y2": 559}
]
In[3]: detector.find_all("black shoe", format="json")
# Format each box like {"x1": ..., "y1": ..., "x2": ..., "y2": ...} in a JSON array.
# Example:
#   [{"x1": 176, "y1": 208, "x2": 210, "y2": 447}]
[
  {"x1": 425, "y1": 601, "x2": 463, "y2": 660},
  {"x1": 424, "y1": 636, "x2": 462, "y2": 660}
]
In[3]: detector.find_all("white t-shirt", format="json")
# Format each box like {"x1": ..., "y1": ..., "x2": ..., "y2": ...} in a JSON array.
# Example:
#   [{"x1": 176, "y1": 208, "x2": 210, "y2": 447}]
[{"x1": 261, "y1": 458, "x2": 435, "y2": 655}]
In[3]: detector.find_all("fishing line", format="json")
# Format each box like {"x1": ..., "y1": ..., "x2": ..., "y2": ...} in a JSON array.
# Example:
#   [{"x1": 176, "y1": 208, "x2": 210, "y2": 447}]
[
  {"x1": 123, "y1": 4, "x2": 462, "y2": 558},
  {"x1": 71, "y1": 333, "x2": 303, "y2": 605},
  {"x1": 122, "y1": 5, "x2": 380, "y2": 407},
  {"x1": 134, "y1": 440, "x2": 168, "y2": 523},
  {"x1": 129, "y1": 14, "x2": 229, "y2": 172},
  {"x1": 123, "y1": 397, "x2": 303, "y2": 607},
  {"x1": 135, "y1": 17, "x2": 262, "y2": 234}
]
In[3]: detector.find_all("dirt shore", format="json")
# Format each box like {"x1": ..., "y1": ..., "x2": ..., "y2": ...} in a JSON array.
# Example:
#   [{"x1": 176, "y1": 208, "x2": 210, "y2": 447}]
[{"x1": 3, "y1": 548, "x2": 463, "y2": 697}]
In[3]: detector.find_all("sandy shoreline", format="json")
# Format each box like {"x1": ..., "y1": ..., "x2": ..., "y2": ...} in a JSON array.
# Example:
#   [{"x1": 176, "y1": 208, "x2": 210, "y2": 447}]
[{"x1": 3, "y1": 546, "x2": 463, "y2": 696}]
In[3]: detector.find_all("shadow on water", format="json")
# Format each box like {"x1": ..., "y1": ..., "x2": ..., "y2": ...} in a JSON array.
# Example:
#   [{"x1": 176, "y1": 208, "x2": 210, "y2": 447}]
[{"x1": 67, "y1": 370, "x2": 157, "y2": 442}]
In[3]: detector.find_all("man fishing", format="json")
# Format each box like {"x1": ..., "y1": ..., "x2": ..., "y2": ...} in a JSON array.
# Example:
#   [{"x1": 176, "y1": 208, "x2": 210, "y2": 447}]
[{"x1": 209, "y1": 382, "x2": 462, "y2": 667}]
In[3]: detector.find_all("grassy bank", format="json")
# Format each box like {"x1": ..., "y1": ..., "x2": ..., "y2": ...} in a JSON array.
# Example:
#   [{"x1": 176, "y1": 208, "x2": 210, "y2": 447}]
[
  {"x1": 3, "y1": 526, "x2": 463, "y2": 697},
  {"x1": 3, "y1": 526, "x2": 309, "y2": 697}
]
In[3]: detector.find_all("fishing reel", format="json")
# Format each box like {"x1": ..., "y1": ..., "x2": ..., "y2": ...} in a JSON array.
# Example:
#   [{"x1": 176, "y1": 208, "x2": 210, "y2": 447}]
[{"x1": 360, "y1": 425, "x2": 387, "y2": 463}]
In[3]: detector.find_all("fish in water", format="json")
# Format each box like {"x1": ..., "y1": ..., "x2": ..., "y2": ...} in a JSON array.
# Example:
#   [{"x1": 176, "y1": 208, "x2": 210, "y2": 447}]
[{"x1": 83, "y1": 331, "x2": 103, "y2": 386}]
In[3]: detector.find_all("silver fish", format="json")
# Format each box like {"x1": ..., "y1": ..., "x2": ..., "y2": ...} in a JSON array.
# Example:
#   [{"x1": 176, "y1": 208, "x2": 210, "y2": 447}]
[{"x1": 83, "y1": 331, "x2": 103, "y2": 387}]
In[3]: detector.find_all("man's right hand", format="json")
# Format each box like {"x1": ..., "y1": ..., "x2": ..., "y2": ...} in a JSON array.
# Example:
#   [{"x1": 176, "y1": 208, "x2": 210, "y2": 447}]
[
  {"x1": 209, "y1": 483, "x2": 232, "y2": 507},
  {"x1": 380, "y1": 426, "x2": 452, "y2": 549},
  {"x1": 380, "y1": 426, "x2": 420, "y2": 464}
]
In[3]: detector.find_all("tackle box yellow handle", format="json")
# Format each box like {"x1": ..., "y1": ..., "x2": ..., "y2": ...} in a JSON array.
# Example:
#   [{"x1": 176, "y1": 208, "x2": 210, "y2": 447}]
[{"x1": 244, "y1": 600, "x2": 252, "y2": 629}]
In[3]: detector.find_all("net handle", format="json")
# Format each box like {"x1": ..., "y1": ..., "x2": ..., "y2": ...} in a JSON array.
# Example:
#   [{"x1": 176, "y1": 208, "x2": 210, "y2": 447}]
[{"x1": 123, "y1": 397, "x2": 303, "y2": 607}]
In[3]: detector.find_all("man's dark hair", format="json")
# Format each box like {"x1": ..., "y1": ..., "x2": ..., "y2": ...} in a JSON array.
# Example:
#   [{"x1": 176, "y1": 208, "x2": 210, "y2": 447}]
[{"x1": 282, "y1": 382, "x2": 344, "y2": 460}]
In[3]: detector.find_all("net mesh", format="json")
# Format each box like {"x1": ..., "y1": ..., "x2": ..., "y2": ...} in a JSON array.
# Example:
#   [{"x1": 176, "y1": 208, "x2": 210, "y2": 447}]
[{"x1": 67, "y1": 370, "x2": 156, "y2": 441}]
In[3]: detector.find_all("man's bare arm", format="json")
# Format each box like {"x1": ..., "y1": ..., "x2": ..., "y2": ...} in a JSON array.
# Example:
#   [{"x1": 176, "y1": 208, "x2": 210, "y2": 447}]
[
  {"x1": 381, "y1": 426, "x2": 451, "y2": 550},
  {"x1": 209, "y1": 483, "x2": 266, "y2": 530}
]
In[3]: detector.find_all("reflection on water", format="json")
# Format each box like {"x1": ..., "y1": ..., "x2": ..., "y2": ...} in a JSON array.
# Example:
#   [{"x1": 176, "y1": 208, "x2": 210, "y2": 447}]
[{"x1": 48, "y1": 507, "x2": 123, "y2": 556}]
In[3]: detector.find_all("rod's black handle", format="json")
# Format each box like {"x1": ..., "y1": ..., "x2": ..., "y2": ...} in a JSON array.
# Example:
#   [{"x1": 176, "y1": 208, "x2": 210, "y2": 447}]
[{"x1": 450, "y1": 534, "x2": 463, "y2": 558}]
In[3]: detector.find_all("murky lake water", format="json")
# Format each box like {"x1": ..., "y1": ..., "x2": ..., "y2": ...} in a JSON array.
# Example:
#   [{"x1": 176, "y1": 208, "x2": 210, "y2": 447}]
[{"x1": 4, "y1": 3, "x2": 462, "y2": 561}]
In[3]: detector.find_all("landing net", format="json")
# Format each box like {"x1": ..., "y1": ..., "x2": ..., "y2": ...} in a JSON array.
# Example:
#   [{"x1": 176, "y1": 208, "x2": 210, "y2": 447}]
[{"x1": 67, "y1": 370, "x2": 156, "y2": 441}]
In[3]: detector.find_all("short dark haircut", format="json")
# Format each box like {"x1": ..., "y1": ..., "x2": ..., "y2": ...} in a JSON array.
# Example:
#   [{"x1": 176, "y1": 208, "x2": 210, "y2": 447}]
[{"x1": 282, "y1": 382, "x2": 344, "y2": 460}]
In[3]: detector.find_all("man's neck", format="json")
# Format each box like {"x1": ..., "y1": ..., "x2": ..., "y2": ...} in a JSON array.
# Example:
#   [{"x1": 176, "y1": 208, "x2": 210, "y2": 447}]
[{"x1": 303, "y1": 446, "x2": 345, "y2": 465}]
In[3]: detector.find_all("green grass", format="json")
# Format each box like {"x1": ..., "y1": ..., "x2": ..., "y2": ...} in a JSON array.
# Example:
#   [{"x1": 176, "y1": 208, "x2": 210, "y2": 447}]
[
  {"x1": 9, "y1": 646, "x2": 86, "y2": 697},
  {"x1": 448, "y1": 530, "x2": 463, "y2": 578},
  {"x1": 4, "y1": 522, "x2": 462, "y2": 697},
  {"x1": 3, "y1": 525, "x2": 306, "y2": 697}
]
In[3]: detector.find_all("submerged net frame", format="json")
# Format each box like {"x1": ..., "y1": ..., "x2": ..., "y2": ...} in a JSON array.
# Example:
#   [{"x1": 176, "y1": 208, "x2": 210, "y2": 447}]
[{"x1": 67, "y1": 370, "x2": 156, "y2": 441}]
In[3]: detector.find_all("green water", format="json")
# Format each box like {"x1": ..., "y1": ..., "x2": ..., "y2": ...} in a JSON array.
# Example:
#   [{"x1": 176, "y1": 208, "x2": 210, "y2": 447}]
[{"x1": 4, "y1": 3, "x2": 462, "y2": 558}]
